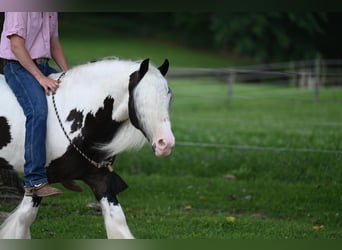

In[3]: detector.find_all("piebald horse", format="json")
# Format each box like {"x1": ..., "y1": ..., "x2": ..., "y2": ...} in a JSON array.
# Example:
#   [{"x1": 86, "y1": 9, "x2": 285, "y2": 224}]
[{"x1": 0, "y1": 58, "x2": 175, "y2": 238}]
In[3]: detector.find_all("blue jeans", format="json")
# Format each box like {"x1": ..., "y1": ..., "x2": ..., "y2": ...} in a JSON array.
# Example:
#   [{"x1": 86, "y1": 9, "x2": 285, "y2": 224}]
[{"x1": 4, "y1": 60, "x2": 57, "y2": 187}]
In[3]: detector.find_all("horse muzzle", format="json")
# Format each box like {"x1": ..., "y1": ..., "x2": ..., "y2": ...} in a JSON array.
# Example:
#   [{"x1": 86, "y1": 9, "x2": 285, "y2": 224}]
[{"x1": 152, "y1": 134, "x2": 175, "y2": 157}]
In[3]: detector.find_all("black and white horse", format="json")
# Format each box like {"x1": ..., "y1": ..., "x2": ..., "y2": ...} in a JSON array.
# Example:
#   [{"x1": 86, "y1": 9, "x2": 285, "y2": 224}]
[{"x1": 0, "y1": 58, "x2": 175, "y2": 239}]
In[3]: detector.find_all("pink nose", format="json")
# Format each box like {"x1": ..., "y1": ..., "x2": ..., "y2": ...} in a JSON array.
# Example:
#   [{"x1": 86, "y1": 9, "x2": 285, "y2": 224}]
[
  {"x1": 158, "y1": 137, "x2": 174, "y2": 149},
  {"x1": 152, "y1": 136, "x2": 175, "y2": 157}
]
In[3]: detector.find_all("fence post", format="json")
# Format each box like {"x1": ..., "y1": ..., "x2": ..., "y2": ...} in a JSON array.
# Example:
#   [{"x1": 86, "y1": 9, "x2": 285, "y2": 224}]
[
  {"x1": 314, "y1": 55, "x2": 321, "y2": 101},
  {"x1": 227, "y1": 71, "x2": 235, "y2": 103},
  {"x1": 320, "y1": 58, "x2": 326, "y2": 87},
  {"x1": 289, "y1": 61, "x2": 296, "y2": 87}
]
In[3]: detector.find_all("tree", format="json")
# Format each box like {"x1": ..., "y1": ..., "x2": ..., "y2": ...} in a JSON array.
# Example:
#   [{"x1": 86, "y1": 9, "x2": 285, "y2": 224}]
[
  {"x1": 57, "y1": 12, "x2": 337, "y2": 62},
  {"x1": 210, "y1": 13, "x2": 328, "y2": 62}
]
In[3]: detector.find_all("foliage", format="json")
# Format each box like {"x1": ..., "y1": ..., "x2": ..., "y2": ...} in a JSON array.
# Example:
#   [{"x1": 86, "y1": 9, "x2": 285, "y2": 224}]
[
  {"x1": 210, "y1": 13, "x2": 328, "y2": 62},
  {"x1": 1, "y1": 12, "x2": 340, "y2": 62},
  {"x1": 57, "y1": 12, "x2": 334, "y2": 62}
]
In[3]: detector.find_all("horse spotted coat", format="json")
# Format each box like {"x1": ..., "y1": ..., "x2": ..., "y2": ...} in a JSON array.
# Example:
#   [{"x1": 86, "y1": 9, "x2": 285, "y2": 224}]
[{"x1": 0, "y1": 58, "x2": 175, "y2": 238}]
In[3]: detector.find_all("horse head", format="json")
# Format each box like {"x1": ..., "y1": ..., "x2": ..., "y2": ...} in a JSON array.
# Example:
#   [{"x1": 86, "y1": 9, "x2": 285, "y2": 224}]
[{"x1": 128, "y1": 59, "x2": 175, "y2": 157}]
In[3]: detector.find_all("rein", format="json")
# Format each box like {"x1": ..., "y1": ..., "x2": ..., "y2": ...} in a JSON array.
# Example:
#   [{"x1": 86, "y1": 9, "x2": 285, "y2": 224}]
[{"x1": 51, "y1": 72, "x2": 114, "y2": 172}]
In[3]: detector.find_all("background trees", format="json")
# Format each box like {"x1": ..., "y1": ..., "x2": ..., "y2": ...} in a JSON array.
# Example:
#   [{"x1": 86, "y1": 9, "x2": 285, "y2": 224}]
[
  {"x1": 58, "y1": 12, "x2": 341, "y2": 63},
  {"x1": 1, "y1": 12, "x2": 341, "y2": 63}
]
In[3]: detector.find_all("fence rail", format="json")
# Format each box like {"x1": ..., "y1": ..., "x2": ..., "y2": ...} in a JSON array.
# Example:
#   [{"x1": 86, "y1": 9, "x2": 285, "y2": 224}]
[{"x1": 168, "y1": 58, "x2": 342, "y2": 102}]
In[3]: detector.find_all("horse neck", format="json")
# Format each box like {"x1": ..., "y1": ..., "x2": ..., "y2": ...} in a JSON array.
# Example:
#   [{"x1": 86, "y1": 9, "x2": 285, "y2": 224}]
[
  {"x1": 56, "y1": 60, "x2": 146, "y2": 157},
  {"x1": 58, "y1": 61, "x2": 134, "y2": 122}
]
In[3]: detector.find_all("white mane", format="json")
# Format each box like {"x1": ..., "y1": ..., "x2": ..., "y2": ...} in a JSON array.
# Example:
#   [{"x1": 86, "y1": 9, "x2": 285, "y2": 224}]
[{"x1": 96, "y1": 120, "x2": 146, "y2": 158}]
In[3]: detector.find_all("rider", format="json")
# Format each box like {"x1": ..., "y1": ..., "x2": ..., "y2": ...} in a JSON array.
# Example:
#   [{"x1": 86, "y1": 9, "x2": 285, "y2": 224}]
[{"x1": 0, "y1": 12, "x2": 68, "y2": 197}]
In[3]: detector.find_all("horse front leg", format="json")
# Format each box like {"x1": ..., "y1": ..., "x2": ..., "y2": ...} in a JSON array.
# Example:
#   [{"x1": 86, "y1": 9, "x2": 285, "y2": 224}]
[
  {"x1": 100, "y1": 197, "x2": 134, "y2": 239},
  {"x1": 84, "y1": 167, "x2": 133, "y2": 239},
  {"x1": 0, "y1": 196, "x2": 42, "y2": 239}
]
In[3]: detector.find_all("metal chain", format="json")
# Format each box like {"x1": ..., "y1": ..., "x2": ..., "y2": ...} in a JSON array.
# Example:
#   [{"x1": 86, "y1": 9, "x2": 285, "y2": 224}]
[{"x1": 51, "y1": 72, "x2": 113, "y2": 172}]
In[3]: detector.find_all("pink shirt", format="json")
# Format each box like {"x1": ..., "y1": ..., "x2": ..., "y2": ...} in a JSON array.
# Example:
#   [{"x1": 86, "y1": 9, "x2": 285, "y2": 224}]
[{"x1": 0, "y1": 12, "x2": 59, "y2": 60}]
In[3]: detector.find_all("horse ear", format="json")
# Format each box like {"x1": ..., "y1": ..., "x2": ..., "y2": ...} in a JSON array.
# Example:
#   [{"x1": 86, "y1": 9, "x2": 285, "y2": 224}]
[
  {"x1": 129, "y1": 59, "x2": 149, "y2": 92},
  {"x1": 139, "y1": 58, "x2": 149, "y2": 79},
  {"x1": 158, "y1": 59, "x2": 169, "y2": 76}
]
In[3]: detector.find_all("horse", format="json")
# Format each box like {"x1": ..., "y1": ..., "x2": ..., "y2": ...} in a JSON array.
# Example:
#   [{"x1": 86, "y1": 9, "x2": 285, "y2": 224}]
[{"x1": 0, "y1": 58, "x2": 175, "y2": 239}]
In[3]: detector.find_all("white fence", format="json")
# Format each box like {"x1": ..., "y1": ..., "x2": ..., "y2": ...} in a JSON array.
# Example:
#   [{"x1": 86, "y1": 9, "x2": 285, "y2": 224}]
[{"x1": 168, "y1": 58, "x2": 342, "y2": 102}]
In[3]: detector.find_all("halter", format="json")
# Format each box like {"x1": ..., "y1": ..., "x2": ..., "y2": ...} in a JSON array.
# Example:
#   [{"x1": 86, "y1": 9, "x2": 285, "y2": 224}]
[{"x1": 51, "y1": 72, "x2": 114, "y2": 172}]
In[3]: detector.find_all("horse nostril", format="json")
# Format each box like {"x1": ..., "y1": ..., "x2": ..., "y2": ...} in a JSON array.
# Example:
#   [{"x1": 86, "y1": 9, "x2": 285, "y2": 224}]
[{"x1": 158, "y1": 139, "x2": 166, "y2": 147}]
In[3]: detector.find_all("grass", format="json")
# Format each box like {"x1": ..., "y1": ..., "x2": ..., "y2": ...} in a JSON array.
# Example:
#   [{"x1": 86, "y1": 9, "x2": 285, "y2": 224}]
[
  {"x1": 2, "y1": 21, "x2": 342, "y2": 239},
  {"x1": 113, "y1": 80, "x2": 342, "y2": 239}
]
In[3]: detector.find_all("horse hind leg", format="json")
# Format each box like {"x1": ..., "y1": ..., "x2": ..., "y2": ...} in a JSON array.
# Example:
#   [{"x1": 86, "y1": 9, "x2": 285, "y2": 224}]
[{"x1": 0, "y1": 196, "x2": 42, "y2": 239}]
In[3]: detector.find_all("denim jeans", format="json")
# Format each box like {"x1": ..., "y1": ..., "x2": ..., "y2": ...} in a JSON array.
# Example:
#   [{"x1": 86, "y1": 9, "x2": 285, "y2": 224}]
[{"x1": 4, "y1": 60, "x2": 57, "y2": 187}]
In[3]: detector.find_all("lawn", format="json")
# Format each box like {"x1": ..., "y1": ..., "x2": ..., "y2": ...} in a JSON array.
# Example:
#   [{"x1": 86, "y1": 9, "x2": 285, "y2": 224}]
[{"x1": 1, "y1": 21, "x2": 342, "y2": 239}]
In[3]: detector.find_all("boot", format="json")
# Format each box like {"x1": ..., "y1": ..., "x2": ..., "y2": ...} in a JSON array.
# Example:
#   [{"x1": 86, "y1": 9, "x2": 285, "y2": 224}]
[{"x1": 25, "y1": 183, "x2": 63, "y2": 197}]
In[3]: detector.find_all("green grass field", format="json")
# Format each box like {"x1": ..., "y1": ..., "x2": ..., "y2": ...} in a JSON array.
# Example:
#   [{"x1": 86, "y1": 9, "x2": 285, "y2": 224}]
[{"x1": 2, "y1": 23, "x2": 342, "y2": 239}]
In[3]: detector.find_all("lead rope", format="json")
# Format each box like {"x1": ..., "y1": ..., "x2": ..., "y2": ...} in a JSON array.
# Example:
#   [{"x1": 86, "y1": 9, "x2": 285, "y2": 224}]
[{"x1": 51, "y1": 72, "x2": 114, "y2": 172}]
